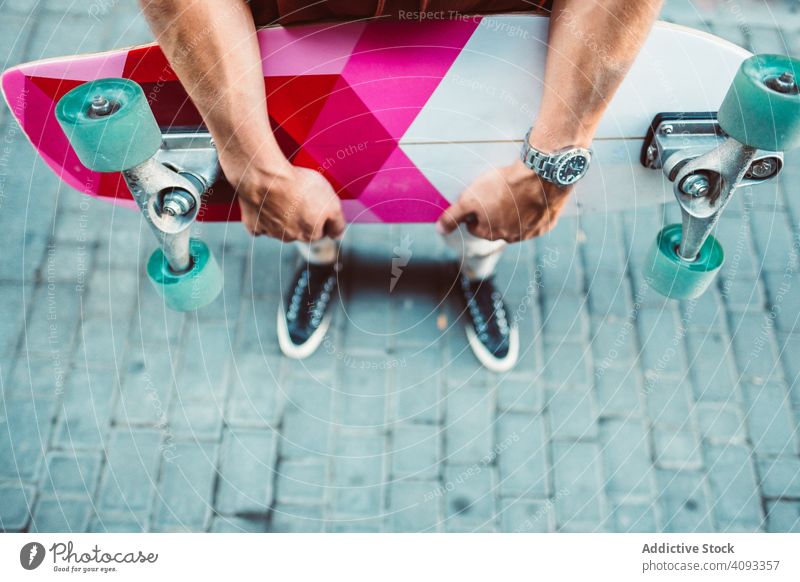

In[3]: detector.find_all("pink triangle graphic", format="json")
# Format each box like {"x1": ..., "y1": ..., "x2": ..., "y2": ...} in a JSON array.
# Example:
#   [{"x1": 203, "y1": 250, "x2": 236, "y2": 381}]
[
  {"x1": 357, "y1": 147, "x2": 450, "y2": 223},
  {"x1": 339, "y1": 19, "x2": 479, "y2": 139}
]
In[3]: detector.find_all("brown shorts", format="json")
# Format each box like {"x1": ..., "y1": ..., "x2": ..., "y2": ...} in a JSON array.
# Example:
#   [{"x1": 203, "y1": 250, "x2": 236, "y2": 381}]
[{"x1": 249, "y1": 0, "x2": 552, "y2": 26}]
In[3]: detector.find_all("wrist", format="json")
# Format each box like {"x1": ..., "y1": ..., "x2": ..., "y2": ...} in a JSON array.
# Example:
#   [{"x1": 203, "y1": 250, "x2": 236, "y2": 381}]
[{"x1": 527, "y1": 120, "x2": 595, "y2": 152}]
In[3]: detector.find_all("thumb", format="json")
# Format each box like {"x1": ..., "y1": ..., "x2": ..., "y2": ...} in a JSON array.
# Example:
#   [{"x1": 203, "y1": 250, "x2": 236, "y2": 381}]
[{"x1": 436, "y1": 199, "x2": 471, "y2": 236}]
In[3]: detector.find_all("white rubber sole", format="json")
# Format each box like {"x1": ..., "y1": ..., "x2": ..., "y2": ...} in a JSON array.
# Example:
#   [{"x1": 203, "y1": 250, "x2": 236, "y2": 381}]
[
  {"x1": 464, "y1": 323, "x2": 519, "y2": 373},
  {"x1": 276, "y1": 301, "x2": 333, "y2": 360}
]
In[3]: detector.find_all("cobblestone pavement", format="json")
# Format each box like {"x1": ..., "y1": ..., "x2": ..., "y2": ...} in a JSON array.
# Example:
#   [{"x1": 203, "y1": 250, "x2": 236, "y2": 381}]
[{"x1": 1, "y1": 0, "x2": 799, "y2": 533}]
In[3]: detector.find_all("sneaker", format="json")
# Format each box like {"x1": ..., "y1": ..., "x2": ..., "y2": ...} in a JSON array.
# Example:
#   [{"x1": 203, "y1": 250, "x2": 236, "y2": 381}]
[
  {"x1": 458, "y1": 274, "x2": 519, "y2": 372},
  {"x1": 277, "y1": 262, "x2": 338, "y2": 359}
]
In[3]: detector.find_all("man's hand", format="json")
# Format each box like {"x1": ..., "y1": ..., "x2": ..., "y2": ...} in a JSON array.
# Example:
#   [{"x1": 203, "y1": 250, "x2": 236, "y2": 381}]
[
  {"x1": 224, "y1": 156, "x2": 346, "y2": 243},
  {"x1": 436, "y1": 160, "x2": 570, "y2": 243}
]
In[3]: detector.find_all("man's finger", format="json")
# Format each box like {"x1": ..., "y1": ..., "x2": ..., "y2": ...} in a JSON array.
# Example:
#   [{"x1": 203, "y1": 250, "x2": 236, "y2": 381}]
[
  {"x1": 325, "y1": 209, "x2": 346, "y2": 239},
  {"x1": 436, "y1": 200, "x2": 471, "y2": 235}
]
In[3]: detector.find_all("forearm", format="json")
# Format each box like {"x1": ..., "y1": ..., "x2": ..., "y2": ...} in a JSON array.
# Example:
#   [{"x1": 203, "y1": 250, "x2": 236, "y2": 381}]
[
  {"x1": 139, "y1": 0, "x2": 288, "y2": 176},
  {"x1": 530, "y1": 0, "x2": 663, "y2": 149}
]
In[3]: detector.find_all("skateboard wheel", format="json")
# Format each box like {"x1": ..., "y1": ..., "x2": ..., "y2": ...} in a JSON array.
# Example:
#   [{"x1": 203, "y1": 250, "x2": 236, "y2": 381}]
[
  {"x1": 644, "y1": 223, "x2": 724, "y2": 300},
  {"x1": 146, "y1": 239, "x2": 223, "y2": 311},
  {"x1": 55, "y1": 78, "x2": 162, "y2": 172},
  {"x1": 718, "y1": 54, "x2": 800, "y2": 151}
]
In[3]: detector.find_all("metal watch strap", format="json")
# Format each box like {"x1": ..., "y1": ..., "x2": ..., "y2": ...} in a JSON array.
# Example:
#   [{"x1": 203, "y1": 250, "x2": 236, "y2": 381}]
[{"x1": 521, "y1": 129, "x2": 557, "y2": 183}]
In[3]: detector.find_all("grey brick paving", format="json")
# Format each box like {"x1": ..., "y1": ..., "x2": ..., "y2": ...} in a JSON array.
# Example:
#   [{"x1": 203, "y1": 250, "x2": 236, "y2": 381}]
[{"x1": 1, "y1": 0, "x2": 800, "y2": 533}]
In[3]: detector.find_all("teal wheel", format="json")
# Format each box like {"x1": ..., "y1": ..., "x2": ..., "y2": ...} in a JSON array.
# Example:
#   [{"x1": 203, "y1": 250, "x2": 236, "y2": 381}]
[
  {"x1": 644, "y1": 224, "x2": 724, "y2": 300},
  {"x1": 146, "y1": 239, "x2": 223, "y2": 312},
  {"x1": 55, "y1": 77, "x2": 162, "y2": 172},
  {"x1": 718, "y1": 54, "x2": 800, "y2": 151}
]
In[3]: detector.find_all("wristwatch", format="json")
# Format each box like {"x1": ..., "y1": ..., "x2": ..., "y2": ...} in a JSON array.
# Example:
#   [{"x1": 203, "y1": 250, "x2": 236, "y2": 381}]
[{"x1": 520, "y1": 129, "x2": 592, "y2": 187}]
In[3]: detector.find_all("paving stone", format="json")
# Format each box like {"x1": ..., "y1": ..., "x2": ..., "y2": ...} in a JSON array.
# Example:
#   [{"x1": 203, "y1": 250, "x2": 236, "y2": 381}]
[
  {"x1": 686, "y1": 332, "x2": 739, "y2": 402},
  {"x1": 443, "y1": 464, "x2": 497, "y2": 532},
  {"x1": 0, "y1": 481, "x2": 34, "y2": 531},
  {"x1": 656, "y1": 470, "x2": 714, "y2": 532},
  {"x1": 151, "y1": 441, "x2": 218, "y2": 532},
  {"x1": 326, "y1": 516, "x2": 384, "y2": 532},
  {"x1": 552, "y1": 441, "x2": 605, "y2": 527},
  {"x1": 173, "y1": 321, "x2": 235, "y2": 402},
  {"x1": 169, "y1": 398, "x2": 224, "y2": 442},
  {"x1": 391, "y1": 424, "x2": 440, "y2": 480},
  {"x1": 499, "y1": 496, "x2": 554, "y2": 533},
  {"x1": 329, "y1": 431, "x2": 386, "y2": 519},
  {"x1": 444, "y1": 384, "x2": 493, "y2": 465},
  {"x1": 279, "y1": 408, "x2": 333, "y2": 459},
  {"x1": 269, "y1": 504, "x2": 324, "y2": 532},
  {"x1": 741, "y1": 382, "x2": 798, "y2": 456},
  {"x1": 679, "y1": 289, "x2": 726, "y2": 332},
  {"x1": 388, "y1": 479, "x2": 442, "y2": 532},
  {"x1": 6, "y1": 355, "x2": 68, "y2": 400},
  {"x1": 0, "y1": 282, "x2": 29, "y2": 354},
  {"x1": 20, "y1": 282, "x2": 82, "y2": 358},
  {"x1": 495, "y1": 374, "x2": 542, "y2": 413},
  {"x1": 542, "y1": 340, "x2": 591, "y2": 387},
  {"x1": 653, "y1": 425, "x2": 703, "y2": 471},
  {"x1": 0, "y1": 11, "x2": 31, "y2": 71},
  {"x1": 587, "y1": 273, "x2": 631, "y2": 318},
  {"x1": 97, "y1": 429, "x2": 162, "y2": 514},
  {"x1": 594, "y1": 365, "x2": 643, "y2": 417},
  {"x1": 40, "y1": 451, "x2": 102, "y2": 497},
  {"x1": 694, "y1": 403, "x2": 746, "y2": 444},
  {"x1": 496, "y1": 412, "x2": 548, "y2": 498},
  {"x1": 749, "y1": 210, "x2": 798, "y2": 273},
  {"x1": 765, "y1": 500, "x2": 800, "y2": 533},
  {"x1": 542, "y1": 293, "x2": 589, "y2": 342},
  {"x1": 610, "y1": 501, "x2": 659, "y2": 533},
  {"x1": 115, "y1": 349, "x2": 175, "y2": 427},
  {"x1": 548, "y1": 387, "x2": 598, "y2": 441},
  {"x1": 334, "y1": 364, "x2": 388, "y2": 429},
  {"x1": 275, "y1": 458, "x2": 328, "y2": 505},
  {"x1": 580, "y1": 214, "x2": 627, "y2": 276},
  {"x1": 591, "y1": 315, "x2": 639, "y2": 367},
  {"x1": 31, "y1": 495, "x2": 93, "y2": 533},
  {"x1": 392, "y1": 347, "x2": 442, "y2": 423},
  {"x1": 729, "y1": 311, "x2": 783, "y2": 383},
  {"x1": 756, "y1": 456, "x2": 800, "y2": 498},
  {"x1": 636, "y1": 307, "x2": 688, "y2": 377},
  {"x1": 0, "y1": 395, "x2": 55, "y2": 481},
  {"x1": 600, "y1": 418, "x2": 654, "y2": 499},
  {"x1": 54, "y1": 368, "x2": 118, "y2": 449},
  {"x1": 762, "y1": 271, "x2": 800, "y2": 335},
  {"x1": 209, "y1": 515, "x2": 268, "y2": 533},
  {"x1": 225, "y1": 352, "x2": 283, "y2": 428},
  {"x1": 644, "y1": 377, "x2": 693, "y2": 428},
  {"x1": 216, "y1": 429, "x2": 277, "y2": 515},
  {"x1": 88, "y1": 512, "x2": 147, "y2": 533},
  {"x1": 704, "y1": 443, "x2": 764, "y2": 531}
]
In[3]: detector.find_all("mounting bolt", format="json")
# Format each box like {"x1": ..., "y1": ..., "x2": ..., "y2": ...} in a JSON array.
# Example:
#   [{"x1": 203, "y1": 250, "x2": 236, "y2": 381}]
[
  {"x1": 661, "y1": 124, "x2": 674, "y2": 135},
  {"x1": 89, "y1": 95, "x2": 113, "y2": 117},
  {"x1": 749, "y1": 158, "x2": 777, "y2": 179},
  {"x1": 680, "y1": 174, "x2": 710, "y2": 198},
  {"x1": 766, "y1": 71, "x2": 799, "y2": 95},
  {"x1": 161, "y1": 189, "x2": 195, "y2": 217}
]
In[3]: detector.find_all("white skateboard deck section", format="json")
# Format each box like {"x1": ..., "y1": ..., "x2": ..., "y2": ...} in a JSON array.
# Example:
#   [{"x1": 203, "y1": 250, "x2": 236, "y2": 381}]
[{"x1": 400, "y1": 17, "x2": 751, "y2": 215}]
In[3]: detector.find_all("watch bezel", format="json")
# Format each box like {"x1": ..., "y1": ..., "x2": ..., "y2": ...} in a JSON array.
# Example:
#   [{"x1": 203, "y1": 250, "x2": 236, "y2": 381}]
[{"x1": 552, "y1": 148, "x2": 592, "y2": 186}]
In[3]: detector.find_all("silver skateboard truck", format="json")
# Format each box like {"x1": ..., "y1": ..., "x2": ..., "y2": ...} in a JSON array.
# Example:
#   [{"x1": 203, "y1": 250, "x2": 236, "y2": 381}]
[{"x1": 639, "y1": 54, "x2": 800, "y2": 299}]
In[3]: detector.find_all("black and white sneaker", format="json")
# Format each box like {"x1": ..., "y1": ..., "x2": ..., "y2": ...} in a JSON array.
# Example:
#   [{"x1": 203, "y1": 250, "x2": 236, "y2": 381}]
[
  {"x1": 458, "y1": 274, "x2": 519, "y2": 372},
  {"x1": 277, "y1": 262, "x2": 338, "y2": 359}
]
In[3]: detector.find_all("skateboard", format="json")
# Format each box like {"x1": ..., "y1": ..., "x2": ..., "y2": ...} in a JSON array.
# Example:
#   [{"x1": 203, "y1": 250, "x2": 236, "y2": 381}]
[{"x1": 2, "y1": 16, "x2": 799, "y2": 310}]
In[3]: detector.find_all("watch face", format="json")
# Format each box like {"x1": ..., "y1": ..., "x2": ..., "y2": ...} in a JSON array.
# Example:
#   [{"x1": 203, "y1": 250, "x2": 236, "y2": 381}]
[{"x1": 555, "y1": 151, "x2": 590, "y2": 186}]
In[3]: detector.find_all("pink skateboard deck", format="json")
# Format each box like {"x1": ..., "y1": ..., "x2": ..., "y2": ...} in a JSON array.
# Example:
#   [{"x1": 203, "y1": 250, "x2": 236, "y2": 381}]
[{"x1": 1, "y1": 16, "x2": 750, "y2": 223}]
